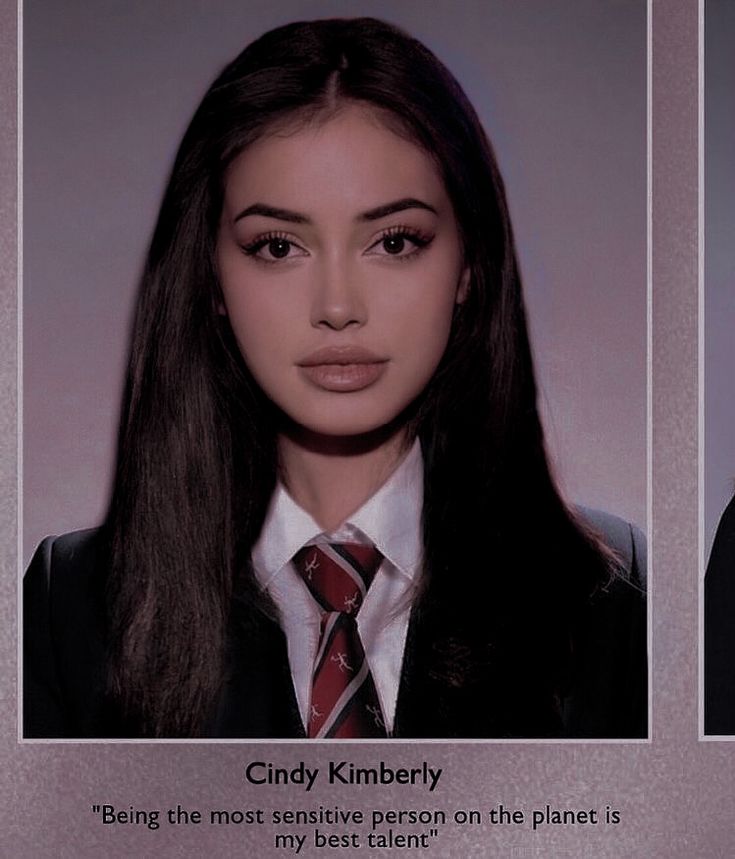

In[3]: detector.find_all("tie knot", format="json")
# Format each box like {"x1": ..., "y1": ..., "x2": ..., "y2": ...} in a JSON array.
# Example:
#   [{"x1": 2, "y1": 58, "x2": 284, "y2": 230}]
[{"x1": 293, "y1": 542, "x2": 383, "y2": 616}]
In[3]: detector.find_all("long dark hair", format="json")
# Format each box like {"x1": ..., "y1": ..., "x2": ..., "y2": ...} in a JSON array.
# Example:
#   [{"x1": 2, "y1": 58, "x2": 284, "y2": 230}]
[{"x1": 105, "y1": 17, "x2": 614, "y2": 736}]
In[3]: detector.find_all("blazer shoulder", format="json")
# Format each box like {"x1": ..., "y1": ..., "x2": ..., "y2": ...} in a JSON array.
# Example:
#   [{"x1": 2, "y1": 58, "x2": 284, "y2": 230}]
[
  {"x1": 576, "y1": 506, "x2": 647, "y2": 590},
  {"x1": 708, "y1": 495, "x2": 735, "y2": 575},
  {"x1": 36, "y1": 526, "x2": 103, "y2": 563},
  {"x1": 24, "y1": 527, "x2": 109, "y2": 738},
  {"x1": 26, "y1": 527, "x2": 105, "y2": 592},
  {"x1": 563, "y1": 507, "x2": 647, "y2": 738},
  {"x1": 705, "y1": 495, "x2": 735, "y2": 734}
]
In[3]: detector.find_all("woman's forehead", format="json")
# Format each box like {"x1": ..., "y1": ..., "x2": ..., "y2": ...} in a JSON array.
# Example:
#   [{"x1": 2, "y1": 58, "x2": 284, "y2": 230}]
[{"x1": 221, "y1": 105, "x2": 451, "y2": 220}]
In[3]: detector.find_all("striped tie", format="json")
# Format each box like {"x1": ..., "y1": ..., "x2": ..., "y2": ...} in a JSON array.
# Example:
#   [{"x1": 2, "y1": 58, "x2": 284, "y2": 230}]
[{"x1": 293, "y1": 542, "x2": 387, "y2": 738}]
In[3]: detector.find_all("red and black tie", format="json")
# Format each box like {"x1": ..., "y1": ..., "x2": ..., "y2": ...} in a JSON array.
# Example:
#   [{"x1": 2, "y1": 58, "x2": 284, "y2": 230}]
[{"x1": 292, "y1": 542, "x2": 388, "y2": 738}]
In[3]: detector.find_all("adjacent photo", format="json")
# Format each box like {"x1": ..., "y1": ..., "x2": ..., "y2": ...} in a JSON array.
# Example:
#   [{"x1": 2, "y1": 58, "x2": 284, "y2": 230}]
[
  {"x1": 703, "y1": 0, "x2": 735, "y2": 737},
  {"x1": 22, "y1": 2, "x2": 648, "y2": 740}
]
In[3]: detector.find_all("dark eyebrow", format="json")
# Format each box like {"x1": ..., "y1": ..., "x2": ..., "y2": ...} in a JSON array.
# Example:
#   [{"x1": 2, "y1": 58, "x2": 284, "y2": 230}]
[
  {"x1": 233, "y1": 197, "x2": 438, "y2": 225},
  {"x1": 234, "y1": 203, "x2": 310, "y2": 224},
  {"x1": 358, "y1": 198, "x2": 438, "y2": 221}
]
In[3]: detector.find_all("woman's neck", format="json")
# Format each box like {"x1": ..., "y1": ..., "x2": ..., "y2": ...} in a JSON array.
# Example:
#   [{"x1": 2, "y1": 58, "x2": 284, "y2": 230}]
[{"x1": 277, "y1": 424, "x2": 411, "y2": 533}]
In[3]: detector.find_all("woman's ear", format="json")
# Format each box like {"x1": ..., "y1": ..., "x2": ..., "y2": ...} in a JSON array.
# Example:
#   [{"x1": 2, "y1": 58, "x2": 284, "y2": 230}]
[
  {"x1": 456, "y1": 266, "x2": 471, "y2": 304},
  {"x1": 217, "y1": 301, "x2": 227, "y2": 316}
]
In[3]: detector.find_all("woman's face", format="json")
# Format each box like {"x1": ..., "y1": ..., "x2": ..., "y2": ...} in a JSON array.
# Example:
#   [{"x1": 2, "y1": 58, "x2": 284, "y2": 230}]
[{"x1": 216, "y1": 105, "x2": 468, "y2": 441}]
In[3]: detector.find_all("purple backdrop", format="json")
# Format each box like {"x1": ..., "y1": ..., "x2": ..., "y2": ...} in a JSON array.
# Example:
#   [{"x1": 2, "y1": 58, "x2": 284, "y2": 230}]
[{"x1": 21, "y1": 0, "x2": 647, "y2": 563}]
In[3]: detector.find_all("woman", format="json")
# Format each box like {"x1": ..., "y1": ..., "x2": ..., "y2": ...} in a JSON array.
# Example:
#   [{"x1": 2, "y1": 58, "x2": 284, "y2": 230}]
[{"x1": 24, "y1": 17, "x2": 646, "y2": 739}]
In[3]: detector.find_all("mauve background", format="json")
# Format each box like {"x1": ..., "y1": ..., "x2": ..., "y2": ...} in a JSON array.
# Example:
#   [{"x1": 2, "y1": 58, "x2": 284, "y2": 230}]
[
  {"x1": 21, "y1": 0, "x2": 648, "y2": 563},
  {"x1": 6, "y1": 0, "x2": 731, "y2": 856},
  {"x1": 705, "y1": 0, "x2": 735, "y2": 555}
]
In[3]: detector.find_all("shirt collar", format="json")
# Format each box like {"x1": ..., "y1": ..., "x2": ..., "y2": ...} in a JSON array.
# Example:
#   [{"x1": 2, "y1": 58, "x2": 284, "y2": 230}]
[{"x1": 252, "y1": 438, "x2": 424, "y2": 588}]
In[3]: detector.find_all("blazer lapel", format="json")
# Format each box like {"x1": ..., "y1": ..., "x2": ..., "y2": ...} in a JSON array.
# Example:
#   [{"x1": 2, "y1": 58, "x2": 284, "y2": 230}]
[
  {"x1": 213, "y1": 608, "x2": 305, "y2": 738},
  {"x1": 392, "y1": 601, "x2": 566, "y2": 739},
  {"x1": 393, "y1": 603, "x2": 498, "y2": 738}
]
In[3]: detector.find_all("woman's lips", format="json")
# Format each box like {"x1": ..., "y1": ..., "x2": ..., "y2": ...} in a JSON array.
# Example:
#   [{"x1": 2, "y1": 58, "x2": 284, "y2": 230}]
[{"x1": 297, "y1": 346, "x2": 388, "y2": 392}]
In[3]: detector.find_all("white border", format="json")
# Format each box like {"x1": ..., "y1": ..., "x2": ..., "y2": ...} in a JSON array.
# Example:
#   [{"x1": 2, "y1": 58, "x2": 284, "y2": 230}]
[
  {"x1": 698, "y1": 0, "x2": 708, "y2": 742},
  {"x1": 646, "y1": 0, "x2": 654, "y2": 745},
  {"x1": 16, "y1": 0, "x2": 24, "y2": 744}
]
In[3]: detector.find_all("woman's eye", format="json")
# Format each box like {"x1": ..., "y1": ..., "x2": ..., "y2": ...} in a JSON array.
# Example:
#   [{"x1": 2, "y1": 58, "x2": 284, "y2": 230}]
[
  {"x1": 366, "y1": 230, "x2": 433, "y2": 259},
  {"x1": 381, "y1": 235, "x2": 408, "y2": 255},
  {"x1": 242, "y1": 236, "x2": 308, "y2": 262}
]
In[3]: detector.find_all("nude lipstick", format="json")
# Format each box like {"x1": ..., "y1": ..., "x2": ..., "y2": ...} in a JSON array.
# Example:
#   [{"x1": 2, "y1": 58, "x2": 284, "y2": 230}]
[{"x1": 297, "y1": 346, "x2": 388, "y2": 392}]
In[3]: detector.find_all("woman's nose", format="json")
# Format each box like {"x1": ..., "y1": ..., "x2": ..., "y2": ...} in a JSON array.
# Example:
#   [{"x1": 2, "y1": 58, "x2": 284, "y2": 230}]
[{"x1": 310, "y1": 257, "x2": 367, "y2": 330}]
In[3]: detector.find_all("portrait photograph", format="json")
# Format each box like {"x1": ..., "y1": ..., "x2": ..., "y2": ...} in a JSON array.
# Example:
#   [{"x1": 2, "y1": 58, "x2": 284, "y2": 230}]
[
  {"x1": 21, "y1": 0, "x2": 647, "y2": 743},
  {"x1": 703, "y1": 0, "x2": 735, "y2": 737}
]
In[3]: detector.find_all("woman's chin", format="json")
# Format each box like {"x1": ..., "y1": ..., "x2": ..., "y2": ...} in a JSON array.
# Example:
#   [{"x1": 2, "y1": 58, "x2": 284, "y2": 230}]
[{"x1": 277, "y1": 413, "x2": 410, "y2": 456}]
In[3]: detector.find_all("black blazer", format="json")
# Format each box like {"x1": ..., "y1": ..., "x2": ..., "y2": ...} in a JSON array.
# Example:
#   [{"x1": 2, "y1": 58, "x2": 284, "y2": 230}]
[
  {"x1": 705, "y1": 495, "x2": 735, "y2": 734},
  {"x1": 24, "y1": 508, "x2": 647, "y2": 739}
]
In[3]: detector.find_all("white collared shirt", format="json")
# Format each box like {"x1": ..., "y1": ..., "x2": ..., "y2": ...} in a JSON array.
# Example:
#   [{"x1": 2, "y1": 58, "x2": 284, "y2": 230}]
[{"x1": 251, "y1": 440, "x2": 424, "y2": 734}]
